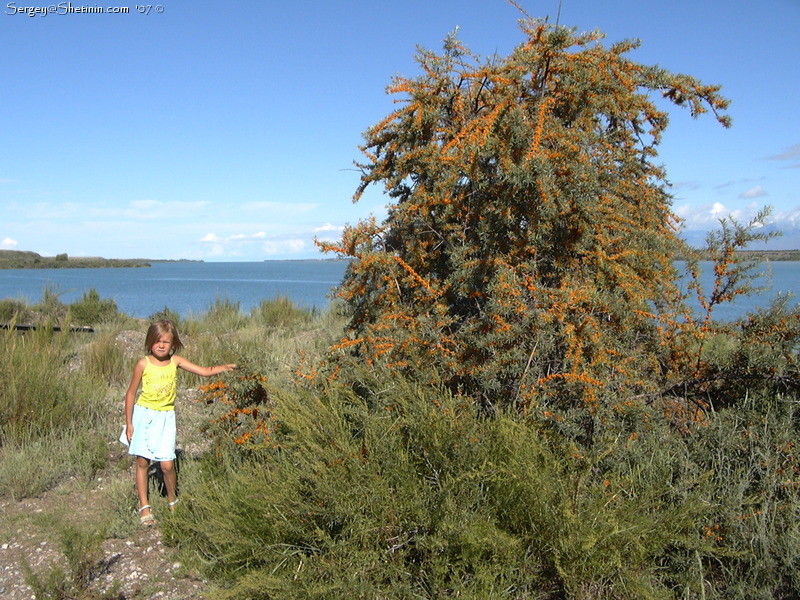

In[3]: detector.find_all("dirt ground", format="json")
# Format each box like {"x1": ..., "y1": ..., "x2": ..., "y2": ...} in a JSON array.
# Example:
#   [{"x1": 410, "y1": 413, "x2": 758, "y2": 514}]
[
  {"x1": 0, "y1": 331, "x2": 220, "y2": 600},
  {"x1": 0, "y1": 485, "x2": 211, "y2": 600}
]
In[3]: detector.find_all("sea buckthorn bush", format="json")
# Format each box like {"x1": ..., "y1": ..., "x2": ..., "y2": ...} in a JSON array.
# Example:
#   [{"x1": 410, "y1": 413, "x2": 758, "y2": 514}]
[
  {"x1": 317, "y1": 19, "x2": 745, "y2": 434},
  {"x1": 198, "y1": 365, "x2": 274, "y2": 452}
]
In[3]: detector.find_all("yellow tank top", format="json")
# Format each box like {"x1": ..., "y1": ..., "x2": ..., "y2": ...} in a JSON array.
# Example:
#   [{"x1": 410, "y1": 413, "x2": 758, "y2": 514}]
[{"x1": 137, "y1": 357, "x2": 178, "y2": 411}]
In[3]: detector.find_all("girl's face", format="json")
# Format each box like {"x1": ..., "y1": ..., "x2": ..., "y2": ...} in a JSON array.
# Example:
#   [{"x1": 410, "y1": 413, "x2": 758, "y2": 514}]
[{"x1": 150, "y1": 332, "x2": 174, "y2": 360}]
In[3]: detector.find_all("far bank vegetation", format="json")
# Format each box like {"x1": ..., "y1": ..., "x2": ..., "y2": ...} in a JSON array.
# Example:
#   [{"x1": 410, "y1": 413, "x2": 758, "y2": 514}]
[{"x1": 0, "y1": 250, "x2": 151, "y2": 269}]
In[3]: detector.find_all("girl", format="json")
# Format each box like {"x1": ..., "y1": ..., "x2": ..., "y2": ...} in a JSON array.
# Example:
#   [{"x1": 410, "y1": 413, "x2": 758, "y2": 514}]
[{"x1": 124, "y1": 319, "x2": 236, "y2": 526}]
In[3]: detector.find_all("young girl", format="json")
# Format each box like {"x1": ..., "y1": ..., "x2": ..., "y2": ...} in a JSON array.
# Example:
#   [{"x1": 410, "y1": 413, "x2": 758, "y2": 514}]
[{"x1": 124, "y1": 319, "x2": 236, "y2": 526}]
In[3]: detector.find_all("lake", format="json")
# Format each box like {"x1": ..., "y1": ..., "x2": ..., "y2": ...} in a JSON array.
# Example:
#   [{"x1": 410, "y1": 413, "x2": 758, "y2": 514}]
[
  {"x1": 675, "y1": 260, "x2": 800, "y2": 321},
  {"x1": 0, "y1": 260, "x2": 350, "y2": 318},
  {"x1": 0, "y1": 259, "x2": 797, "y2": 321}
]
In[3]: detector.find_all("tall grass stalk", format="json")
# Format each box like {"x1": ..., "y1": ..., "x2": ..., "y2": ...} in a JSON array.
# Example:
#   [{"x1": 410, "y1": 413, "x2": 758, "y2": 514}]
[
  {"x1": 82, "y1": 330, "x2": 130, "y2": 386},
  {"x1": 0, "y1": 325, "x2": 114, "y2": 498},
  {"x1": 0, "y1": 326, "x2": 103, "y2": 445}
]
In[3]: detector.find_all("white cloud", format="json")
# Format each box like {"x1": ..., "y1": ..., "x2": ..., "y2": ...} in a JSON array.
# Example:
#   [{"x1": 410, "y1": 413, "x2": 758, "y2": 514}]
[
  {"x1": 196, "y1": 230, "x2": 318, "y2": 258},
  {"x1": 205, "y1": 244, "x2": 226, "y2": 257},
  {"x1": 124, "y1": 200, "x2": 212, "y2": 219},
  {"x1": 709, "y1": 202, "x2": 727, "y2": 217},
  {"x1": 675, "y1": 202, "x2": 769, "y2": 230},
  {"x1": 1, "y1": 237, "x2": 18, "y2": 249},
  {"x1": 675, "y1": 202, "x2": 728, "y2": 228},
  {"x1": 262, "y1": 239, "x2": 306, "y2": 255},
  {"x1": 14, "y1": 199, "x2": 214, "y2": 222},
  {"x1": 129, "y1": 200, "x2": 160, "y2": 210},
  {"x1": 242, "y1": 201, "x2": 318, "y2": 214},
  {"x1": 772, "y1": 207, "x2": 800, "y2": 229},
  {"x1": 313, "y1": 223, "x2": 342, "y2": 233},
  {"x1": 313, "y1": 223, "x2": 344, "y2": 243},
  {"x1": 676, "y1": 202, "x2": 800, "y2": 249},
  {"x1": 226, "y1": 232, "x2": 271, "y2": 242},
  {"x1": 739, "y1": 186, "x2": 768, "y2": 199}
]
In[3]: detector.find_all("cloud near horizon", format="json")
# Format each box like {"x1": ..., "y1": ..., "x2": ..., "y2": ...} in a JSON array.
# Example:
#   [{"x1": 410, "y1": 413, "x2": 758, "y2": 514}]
[
  {"x1": 1, "y1": 237, "x2": 18, "y2": 249},
  {"x1": 673, "y1": 201, "x2": 799, "y2": 230},
  {"x1": 262, "y1": 238, "x2": 306, "y2": 255},
  {"x1": 242, "y1": 201, "x2": 319, "y2": 215},
  {"x1": 197, "y1": 226, "x2": 330, "y2": 258},
  {"x1": 312, "y1": 222, "x2": 344, "y2": 242},
  {"x1": 676, "y1": 202, "x2": 800, "y2": 250},
  {"x1": 739, "y1": 186, "x2": 768, "y2": 199}
]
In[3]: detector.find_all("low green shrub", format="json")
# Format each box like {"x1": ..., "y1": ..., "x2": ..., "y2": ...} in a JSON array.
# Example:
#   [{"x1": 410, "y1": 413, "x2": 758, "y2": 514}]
[
  {"x1": 67, "y1": 288, "x2": 118, "y2": 326},
  {"x1": 678, "y1": 391, "x2": 800, "y2": 598},
  {"x1": 0, "y1": 436, "x2": 67, "y2": 499},
  {"x1": 148, "y1": 306, "x2": 183, "y2": 331},
  {"x1": 0, "y1": 324, "x2": 113, "y2": 498},
  {"x1": 0, "y1": 298, "x2": 32, "y2": 323},
  {"x1": 251, "y1": 294, "x2": 316, "y2": 329},
  {"x1": 32, "y1": 285, "x2": 68, "y2": 324},
  {"x1": 103, "y1": 474, "x2": 143, "y2": 539},
  {"x1": 2, "y1": 283, "x2": 796, "y2": 598},
  {"x1": 166, "y1": 365, "x2": 751, "y2": 599},
  {"x1": 193, "y1": 296, "x2": 247, "y2": 334}
]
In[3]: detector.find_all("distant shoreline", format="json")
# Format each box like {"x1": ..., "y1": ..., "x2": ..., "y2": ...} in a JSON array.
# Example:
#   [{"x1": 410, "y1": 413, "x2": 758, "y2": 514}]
[
  {"x1": 0, "y1": 250, "x2": 201, "y2": 270},
  {"x1": 2, "y1": 248, "x2": 798, "y2": 270},
  {"x1": 684, "y1": 249, "x2": 800, "y2": 262}
]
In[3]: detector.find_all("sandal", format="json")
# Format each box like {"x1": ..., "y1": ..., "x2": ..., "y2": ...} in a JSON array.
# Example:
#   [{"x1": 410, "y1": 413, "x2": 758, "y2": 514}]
[
  {"x1": 168, "y1": 498, "x2": 180, "y2": 512},
  {"x1": 138, "y1": 505, "x2": 156, "y2": 526}
]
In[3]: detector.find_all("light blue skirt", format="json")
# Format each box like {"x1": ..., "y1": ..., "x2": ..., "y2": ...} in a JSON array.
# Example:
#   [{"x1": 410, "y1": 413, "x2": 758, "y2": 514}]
[{"x1": 127, "y1": 404, "x2": 177, "y2": 462}]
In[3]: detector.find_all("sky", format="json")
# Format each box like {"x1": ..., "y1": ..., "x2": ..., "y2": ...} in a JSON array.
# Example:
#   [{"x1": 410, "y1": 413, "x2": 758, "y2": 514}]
[{"x1": 1, "y1": 0, "x2": 798, "y2": 261}]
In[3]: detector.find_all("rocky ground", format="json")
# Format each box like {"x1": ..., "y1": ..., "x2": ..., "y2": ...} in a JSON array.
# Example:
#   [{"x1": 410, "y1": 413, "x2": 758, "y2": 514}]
[
  {"x1": 0, "y1": 487, "x2": 210, "y2": 600},
  {"x1": 0, "y1": 330, "x2": 221, "y2": 600}
]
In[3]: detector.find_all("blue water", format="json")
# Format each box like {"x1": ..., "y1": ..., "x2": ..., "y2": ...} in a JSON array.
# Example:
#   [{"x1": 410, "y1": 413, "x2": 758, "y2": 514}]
[
  {"x1": 0, "y1": 259, "x2": 797, "y2": 321},
  {"x1": 675, "y1": 260, "x2": 800, "y2": 322},
  {"x1": 0, "y1": 260, "x2": 350, "y2": 318}
]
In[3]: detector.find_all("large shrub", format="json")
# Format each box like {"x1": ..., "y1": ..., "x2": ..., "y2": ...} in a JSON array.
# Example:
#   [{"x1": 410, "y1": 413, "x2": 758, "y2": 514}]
[{"x1": 320, "y1": 20, "x2": 733, "y2": 420}]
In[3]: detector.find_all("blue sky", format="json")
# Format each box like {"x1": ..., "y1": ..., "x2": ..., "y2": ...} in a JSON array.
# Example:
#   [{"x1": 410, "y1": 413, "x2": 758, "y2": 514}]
[{"x1": 2, "y1": 0, "x2": 798, "y2": 261}]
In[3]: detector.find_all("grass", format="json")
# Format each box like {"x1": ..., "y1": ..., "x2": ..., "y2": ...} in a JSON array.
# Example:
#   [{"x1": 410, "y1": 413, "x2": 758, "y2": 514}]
[
  {"x1": 0, "y1": 325, "x2": 105, "y2": 445},
  {"x1": 1, "y1": 290, "x2": 798, "y2": 599}
]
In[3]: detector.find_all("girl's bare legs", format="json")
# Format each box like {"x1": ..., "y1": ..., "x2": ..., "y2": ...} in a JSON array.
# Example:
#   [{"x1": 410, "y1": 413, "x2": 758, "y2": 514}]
[
  {"x1": 160, "y1": 459, "x2": 177, "y2": 507},
  {"x1": 135, "y1": 456, "x2": 151, "y2": 516}
]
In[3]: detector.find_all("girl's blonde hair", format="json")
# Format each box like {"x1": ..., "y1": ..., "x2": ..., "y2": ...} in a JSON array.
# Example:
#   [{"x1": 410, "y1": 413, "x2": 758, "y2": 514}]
[{"x1": 144, "y1": 319, "x2": 184, "y2": 355}]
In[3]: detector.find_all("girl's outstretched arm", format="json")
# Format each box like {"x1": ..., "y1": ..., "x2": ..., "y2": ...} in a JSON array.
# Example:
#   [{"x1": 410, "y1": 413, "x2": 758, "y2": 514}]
[{"x1": 173, "y1": 355, "x2": 236, "y2": 377}]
